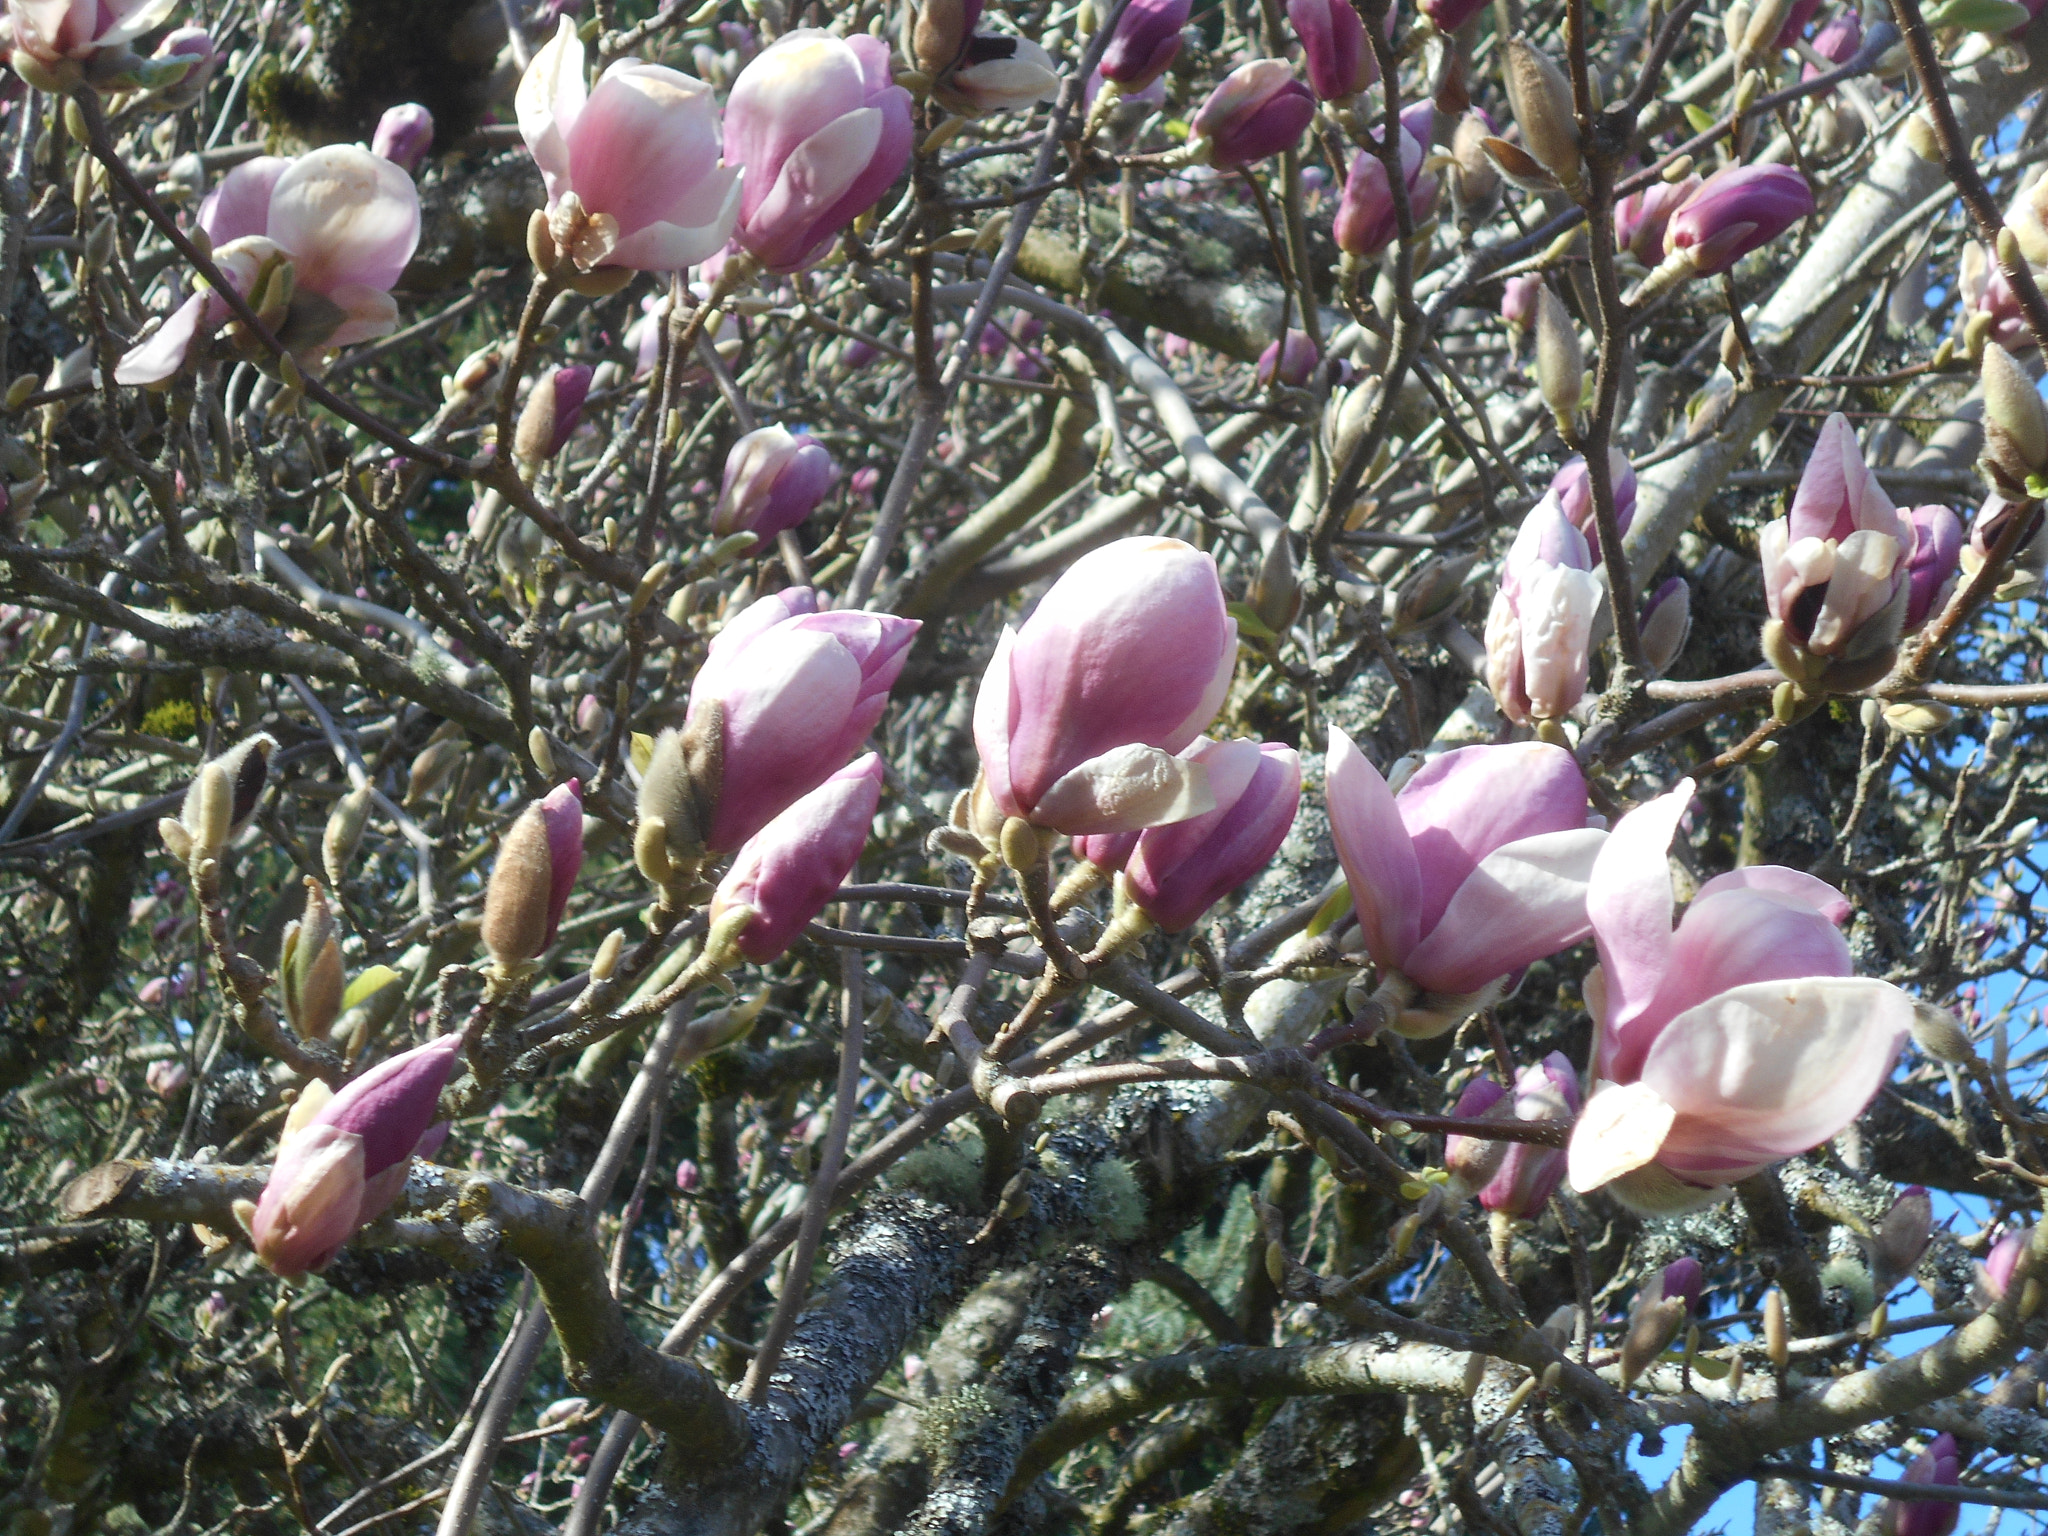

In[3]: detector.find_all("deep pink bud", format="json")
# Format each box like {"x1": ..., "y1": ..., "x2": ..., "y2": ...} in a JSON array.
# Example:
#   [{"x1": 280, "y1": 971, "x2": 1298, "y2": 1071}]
[
  {"x1": 1256, "y1": 329, "x2": 1318, "y2": 387},
  {"x1": 1190, "y1": 59, "x2": 1316, "y2": 170},
  {"x1": 521, "y1": 364, "x2": 591, "y2": 461},
  {"x1": 1882, "y1": 1434, "x2": 1966, "y2": 1536},
  {"x1": 247, "y1": 1033, "x2": 463, "y2": 1276},
  {"x1": 1501, "y1": 274, "x2": 1541, "y2": 329},
  {"x1": 689, "y1": 589, "x2": 918, "y2": 852},
  {"x1": 1547, "y1": 449, "x2": 1637, "y2": 556},
  {"x1": 1803, "y1": 9, "x2": 1861, "y2": 75},
  {"x1": 675, "y1": 1157, "x2": 701, "y2": 1191},
  {"x1": 727, "y1": 31, "x2": 914, "y2": 273},
  {"x1": 1286, "y1": 0, "x2": 1376, "y2": 100},
  {"x1": 1334, "y1": 126, "x2": 1439, "y2": 259},
  {"x1": 974, "y1": 537, "x2": 1237, "y2": 836},
  {"x1": 1419, "y1": 0, "x2": 1486, "y2": 31},
  {"x1": 1981, "y1": 1225, "x2": 2030, "y2": 1297},
  {"x1": 714, "y1": 425, "x2": 839, "y2": 550},
  {"x1": 1326, "y1": 730, "x2": 1603, "y2": 1017},
  {"x1": 1665, "y1": 163, "x2": 1814, "y2": 276},
  {"x1": 1901, "y1": 504, "x2": 1962, "y2": 632},
  {"x1": 1443, "y1": 1076, "x2": 1512, "y2": 1189},
  {"x1": 711, "y1": 754, "x2": 883, "y2": 960},
  {"x1": 1101, "y1": 0, "x2": 1188, "y2": 90},
  {"x1": 1660, "y1": 1256, "x2": 1704, "y2": 1315},
  {"x1": 1614, "y1": 174, "x2": 1699, "y2": 265},
  {"x1": 372, "y1": 102, "x2": 435, "y2": 172},
  {"x1": 1121, "y1": 740, "x2": 1301, "y2": 931},
  {"x1": 1477, "y1": 1053, "x2": 1579, "y2": 1216}
]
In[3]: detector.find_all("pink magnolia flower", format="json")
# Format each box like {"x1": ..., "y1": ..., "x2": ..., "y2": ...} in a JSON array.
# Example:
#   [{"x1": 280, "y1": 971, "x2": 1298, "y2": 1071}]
[
  {"x1": 1256, "y1": 329, "x2": 1318, "y2": 387},
  {"x1": 1664, "y1": 163, "x2": 1813, "y2": 276},
  {"x1": 1802, "y1": 8, "x2": 1862, "y2": 78},
  {"x1": 714, "y1": 425, "x2": 838, "y2": 551},
  {"x1": 245, "y1": 1033, "x2": 463, "y2": 1276},
  {"x1": 974, "y1": 536, "x2": 1237, "y2": 836},
  {"x1": 1614, "y1": 174, "x2": 1699, "y2": 265},
  {"x1": 1326, "y1": 730, "x2": 1605, "y2": 1033},
  {"x1": 1444, "y1": 1051, "x2": 1578, "y2": 1216},
  {"x1": 1567, "y1": 780, "x2": 1912, "y2": 1214},
  {"x1": 1189, "y1": 59, "x2": 1316, "y2": 170},
  {"x1": 1101, "y1": 0, "x2": 1188, "y2": 91},
  {"x1": 689, "y1": 589, "x2": 918, "y2": 852},
  {"x1": 1334, "y1": 124, "x2": 1439, "y2": 260},
  {"x1": 936, "y1": 33, "x2": 1060, "y2": 115},
  {"x1": 1759, "y1": 411, "x2": 1911, "y2": 660},
  {"x1": 146, "y1": 1058, "x2": 189, "y2": 1099},
  {"x1": 117, "y1": 147, "x2": 420, "y2": 386},
  {"x1": 1978, "y1": 1225, "x2": 2030, "y2": 1299},
  {"x1": 1484, "y1": 492, "x2": 1601, "y2": 726},
  {"x1": 517, "y1": 16, "x2": 741, "y2": 273},
  {"x1": 1881, "y1": 1434, "x2": 1966, "y2": 1536},
  {"x1": 1286, "y1": 0, "x2": 1377, "y2": 100},
  {"x1": 1900, "y1": 503, "x2": 1962, "y2": 632},
  {"x1": 725, "y1": 30, "x2": 913, "y2": 273},
  {"x1": 1547, "y1": 448, "x2": 1637, "y2": 557},
  {"x1": 2, "y1": 0, "x2": 176, "y2": 86},
  {"x1": 372, "y1": 102, "x2": 434, "y2": 171},
  {"x1": 149, "y1": 27, "x2": 221, "y2": 109},
  {"x1": 138, "y1": 976, "x2": 172, "y2": 1006},
  {"x1": 1117, "y1": 739, "x2": 1301, "y2": 932},
  {"x1": 710, "y1": 753, "x2": 883, "y2": 960}
]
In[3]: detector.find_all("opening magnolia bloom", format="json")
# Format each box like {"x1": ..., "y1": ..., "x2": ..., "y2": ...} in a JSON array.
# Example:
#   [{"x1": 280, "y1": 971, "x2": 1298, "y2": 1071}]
[
  {"x1": 1326, "y1": 729, "x2": 1605, "y2": 1035},
  {"x1": 1567, "y1": 779, "x2": 1913, "y2": 1213},
  {"x1": 1483, "y1": 491, "x2": 1601, "y2": 726},
  {"x1": 517, "y1": 17, "x2": 741, "y2": 273},
  {"x1": 115, "y1": 145, "x2": 421, "y2": 386}
]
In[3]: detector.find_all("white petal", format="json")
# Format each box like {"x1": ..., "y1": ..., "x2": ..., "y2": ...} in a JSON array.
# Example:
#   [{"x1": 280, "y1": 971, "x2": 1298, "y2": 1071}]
[
  {"x1": 1030, "y1": 742, "x2": 1214, "y2": 836},
  {"x1": 1567, "y1": 1079, "x2": 1678, "y2": 1193}
]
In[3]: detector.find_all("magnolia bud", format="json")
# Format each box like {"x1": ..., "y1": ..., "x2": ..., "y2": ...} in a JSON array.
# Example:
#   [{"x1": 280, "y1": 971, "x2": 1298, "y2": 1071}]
[
  {"x1": 1384, "y1": 553, "x2": 1476, "y2": 635},
  {"x1": 481, "y1": 782, "x2": 585, "y2": 970},
  {"x1": 1763, "y1": 1287, "x2": 1789, "y2": 1370},
  {"x1": 1535, "y1": 287, "x2": 1584, "y2": 431},
  {"x1": 513, "y1": 365, "x2": 593, "y2": 464},
  {"x1": 179, "y1": 733, "x2": 276, "y2": 860},
  {"x1": 1870, "y1": 1185, "x2": 1933, "y2": 1294},
  {"x1": 1910, "y1": 1000, "x2": 1975, "y2": 1063},
  {"x1": 280, "y1": 877, "x2": 346, "y2": 1041},
  {"x1": 323, "y1": 783, "x2": 374, "y2": 885},
  {"x1": 1980, "y1": 341, "x2": 2048, "y2": 493},
  {"x1": 1503, "y1": 37, "x2": 1581, "y2": 191},
  {"x1": 406, "y1": 736, "x2": 465, "y2": 806},
  {"x1": 590, "y1": 928, "x2": 625, "y2": 982}
]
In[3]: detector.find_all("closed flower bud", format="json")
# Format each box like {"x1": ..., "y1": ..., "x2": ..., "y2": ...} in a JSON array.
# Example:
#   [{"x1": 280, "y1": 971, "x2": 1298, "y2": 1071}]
[
  {"x1": 1118, "y1": 739, "x2": 1301, "y2": 931},
  {"x1": 280, "y1": 877, "x2": 346, "y2": 1041},
  {"x1": 1500, "y1": 273, "x2": 1542, "y2": 331},
  {"x1": 1881, "y1": 1433, "x2": 1967, "y2": 1536},
  {"x1": 1615, "y1": 174, "x2": 1699, "y2": 265},
  {"x1": 714, "y1": 425, "x2": 838, "y2": 551},
  {"x1": 1335, "y1": 123, "x2": 1440, "y2": 260},
  {"x1": 1909, "y1": 999, "x2": 1974, "y2": 1063},
  {"x1": 371, "y1": 102, "x2": 435, "y2": 172},
  {"x1": 709, "y1": 754, "x2": 883, "y2": 961},
  {"x1": 1102, "y1": 0, "x2": 1189, "y2": 91},
  {"x1": 1485, "y1": 492, "x2": 1600, "y2": 725},
  {"x1": 1287, "y1": 0, "x2": 1375, "y2": 100},
  {"x1": 726, "y1": 31, "x2": 915, "y2": 273},
  {"x1": 1534, "y1": 286, "x2": 1584, "y2": 430},
  {"x1": 179, "y1": 733, "x2": 276, "y2": 859},
  {"x1": 245, "y1": 1032, "x2": 463, "y2": 1276},
  {"x1": 1503, "y1": 37, "x2": 1580, "y2": 191},
  {"x1": 1664, "y1": 163, "x2": 1814, "y2": 276},
  {"x1": 480, "y1": 780, "x2": 585, "y2": 969},
  {"x1": 688, "y1": 589, "x2": 918, "y2": 852},
  {"x1": 1900, "y1": 503, "x2": 1963, "y2": 632},
  {"x1": 1869, "y1": 1185, "x2": 1932, "y2": 1294},
  {"x1": 513, "y1": 364, "x2": 593, "y2": 464},
  {"x1": 1422, "y1": 0, "x2": 1490, "y2": 30},
  {"x1": 1981, "y1": 340, "x2": 2048, "y2": 493},
  {"x1": 146, "y1": 1058, "x2": 189, "y2": 1099},
  {"x1": 1639, "y1": 577, "x2": 1692, "y2": 678},
  {"x1": 1188, "y1": 59, "x2": 1316, "y2": 170},
  {"x1": 406, "y1": 736, "x2": 465, "y2": 805},
  {"x1": 323, "y1": 783, "x2": 375, "y2": 886},
  {"x1": 1469, "y1": 1053, "x2": 1578, "y2": 1216},
  {"x1": 1383, "y1": 551, "x2": 1475, "y2": 635},
  {"x1": 148, "y1": 27, "x2": 221, "y2": 108},
  {"x1": 1620, "y1": 1258, "x2": 1701, "y2": 1384},
  {"x1": 1442, "y1": 1076, "x2": 1512, "y2": 1190},
  {"x1": 912, "y1": 0, "x2": 982, "y2": 75},
  {"x1": 1255, "y1": 329, "x2": 1318, "y2": 387},
  {"x1": 1979, "y1": 1225, "x2": 2030, "y2": 1299},
  {"x1": 975, "y1": 537, "x2": 1235, "y2": 837},
  {"x1": 1449, "y1": 111, "x2": 1500, "y2": 211}
]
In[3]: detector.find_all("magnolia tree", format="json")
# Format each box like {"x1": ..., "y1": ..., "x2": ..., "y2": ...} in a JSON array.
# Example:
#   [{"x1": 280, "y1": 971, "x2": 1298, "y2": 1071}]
[{"x1": 8, "y1": 0, "x2": 2048, "y2": 1525}]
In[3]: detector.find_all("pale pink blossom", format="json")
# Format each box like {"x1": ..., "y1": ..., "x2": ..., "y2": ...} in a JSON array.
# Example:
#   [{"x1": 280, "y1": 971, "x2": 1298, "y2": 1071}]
[
  {"x1": 1483, "y1": 492, "x2": 1601, "y2": 726},
  {"x1": 1758, "y1": 411, "x2": 1911, "y2": 659},
  {"x1": 711, "y1": 753, "x2": 883, "y2": 960},
  {"x1": 1567, "y1": 780, "x2": 1912, "y2": 1213}
]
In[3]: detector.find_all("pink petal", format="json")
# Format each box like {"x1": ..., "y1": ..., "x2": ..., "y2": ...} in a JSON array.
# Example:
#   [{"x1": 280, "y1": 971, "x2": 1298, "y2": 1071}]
[
  {"x1": 1398, "y1": 742, "x2": 1590, "y2": 932},
  {"x1": 567, "y1": 65, "x2": 724, "y2": 239},
  {"x1": 1326, "y1": 726, "x2": 1421, "y2": 970},
  {"x1": 1587, "y1": 780, "x2": 1690, "y2": 1069},
  {"x1": 265, "y1": 145, "x2": 421, "y2": 299},
  {"x1": 1400, "y1": 827, "x2": 1606, "y2": 995}
]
